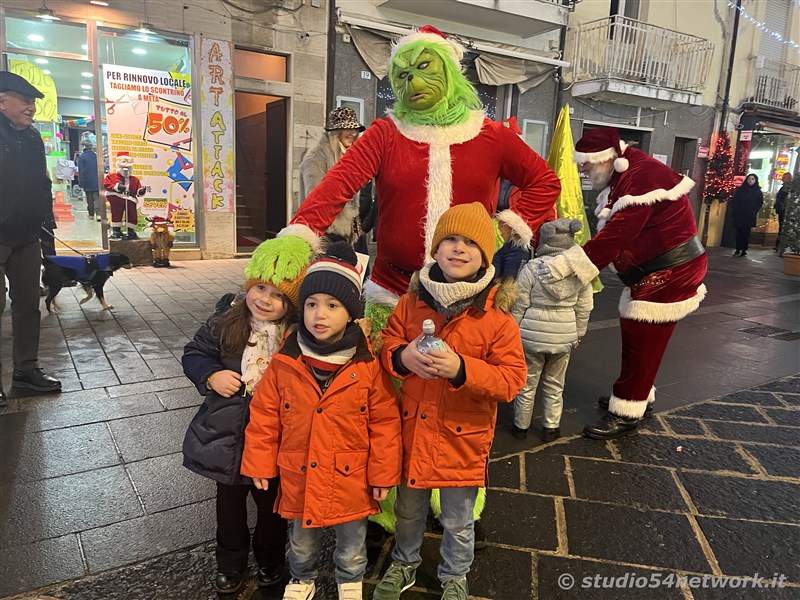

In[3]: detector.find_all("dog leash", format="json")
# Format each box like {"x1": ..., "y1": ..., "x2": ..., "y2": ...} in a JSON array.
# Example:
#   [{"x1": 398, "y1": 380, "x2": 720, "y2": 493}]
[{"x1": 40, "y1": 226, "x2": 92, "y2": 257}]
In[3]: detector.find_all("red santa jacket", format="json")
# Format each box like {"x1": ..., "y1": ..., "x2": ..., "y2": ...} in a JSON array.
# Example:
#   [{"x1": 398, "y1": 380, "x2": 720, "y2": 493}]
[
  {"x1": 291, "y1": 111, "x2": 561, "y2": 298},
  {"x1": 103, "y1": 172, "x2": 145, "y2": 200},
  {"x1": 583, "y1": 148, "x2": 707, "y2": 323}
]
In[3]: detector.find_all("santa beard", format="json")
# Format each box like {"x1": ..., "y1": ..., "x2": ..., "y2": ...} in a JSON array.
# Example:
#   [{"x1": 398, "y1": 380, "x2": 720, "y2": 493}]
[{"x1": 589, "y1": 163, "x2": 614, "y2": 191}]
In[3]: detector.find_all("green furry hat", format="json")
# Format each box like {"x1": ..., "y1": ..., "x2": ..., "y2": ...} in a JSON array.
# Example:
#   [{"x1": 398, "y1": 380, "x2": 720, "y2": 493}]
[
  {"x1": 389, "y1": 25, "x2": 482, "y2": 127},
  {"x1": 244, "y1": 236, "x2": 312, "y2": 309}
]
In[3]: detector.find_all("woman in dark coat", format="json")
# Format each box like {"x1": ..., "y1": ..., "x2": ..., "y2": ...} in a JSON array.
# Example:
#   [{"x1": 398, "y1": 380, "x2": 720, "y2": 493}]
[{"x1": 730, "y1": 173, "x2": 764, "y2": 257}]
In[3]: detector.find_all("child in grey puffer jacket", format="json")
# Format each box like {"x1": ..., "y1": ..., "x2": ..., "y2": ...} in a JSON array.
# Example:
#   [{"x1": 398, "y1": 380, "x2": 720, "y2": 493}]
[{"x1": 511, "y1": 218, "x2": 594, "y2": 442}]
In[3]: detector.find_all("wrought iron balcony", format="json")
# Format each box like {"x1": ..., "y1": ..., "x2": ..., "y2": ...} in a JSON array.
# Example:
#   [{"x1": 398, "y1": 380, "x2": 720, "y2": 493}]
[
  {"x1": 745, "y1": 57, "x2": 800, "y2": 114},
  {"x1": 570, "y1": 16, "x2": 714, "y2": 107}
]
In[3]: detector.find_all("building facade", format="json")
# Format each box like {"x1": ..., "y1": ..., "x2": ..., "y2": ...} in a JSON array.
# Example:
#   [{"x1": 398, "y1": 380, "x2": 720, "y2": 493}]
[{"x1": 1, "y1": 0, "x2": 329, "y2": 258}]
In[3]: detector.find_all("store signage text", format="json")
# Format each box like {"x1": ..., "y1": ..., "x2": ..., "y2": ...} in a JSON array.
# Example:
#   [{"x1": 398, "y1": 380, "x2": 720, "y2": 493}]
[{"x1": 201, "y1": 38, "x2": 234, "y2": 213}]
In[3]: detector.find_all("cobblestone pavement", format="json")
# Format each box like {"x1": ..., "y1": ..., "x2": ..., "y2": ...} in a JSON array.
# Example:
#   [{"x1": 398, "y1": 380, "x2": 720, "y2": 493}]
[{"x1": 1, "y1": 247, "x2": 798, "y2": 599}]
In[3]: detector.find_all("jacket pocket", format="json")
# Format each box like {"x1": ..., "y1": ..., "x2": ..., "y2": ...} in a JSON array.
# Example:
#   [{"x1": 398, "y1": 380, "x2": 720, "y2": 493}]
[
  {"x1": 276, "y1": 449, "x2": 307, "y2": 514},
  {"x1": 332, "y1": 450, "x2": 370, "y2": 518},
  {"x1": 437, "y1": 410, "x2": 491, "y2": 472}
]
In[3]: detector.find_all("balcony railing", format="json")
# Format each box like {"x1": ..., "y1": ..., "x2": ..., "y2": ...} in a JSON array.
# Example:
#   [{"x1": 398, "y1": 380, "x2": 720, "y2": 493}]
[
  {"x1": 747, "y1": 57, "x2": 800, "y2": 112},
  {"x1": 540, "y1": 0, "x2": 580, "y2": 10},
  {"x1": 572, "y1": 16, "x2": 714, "y2": 92}
]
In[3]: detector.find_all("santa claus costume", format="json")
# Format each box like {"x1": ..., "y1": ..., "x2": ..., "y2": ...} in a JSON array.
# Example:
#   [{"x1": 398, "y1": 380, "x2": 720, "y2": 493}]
[
  {"x1": 103, "y1": 151, "x2": 146, "y2": 240},
  {"x1": 543, "y1": 128, "x2": 707, "y2": 439}
]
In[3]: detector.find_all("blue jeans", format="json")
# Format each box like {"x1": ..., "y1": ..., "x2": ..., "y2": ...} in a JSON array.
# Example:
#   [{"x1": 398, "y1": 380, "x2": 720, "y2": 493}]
[
  {"x1": 391, "y1": 481, "x2": 478, "y2": 582},
  {"x1": 288, "y1": 518, "x2": 367, "y2": 583}
]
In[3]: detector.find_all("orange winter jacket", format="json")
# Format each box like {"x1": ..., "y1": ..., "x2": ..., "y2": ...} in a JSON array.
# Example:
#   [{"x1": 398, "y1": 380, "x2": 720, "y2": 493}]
[
  {"x1": 241, "y1": 330, "x2": 402, "y2": 528},
  {"x1": 381, "y1": 277, "x2": 527, "y2": 489}
]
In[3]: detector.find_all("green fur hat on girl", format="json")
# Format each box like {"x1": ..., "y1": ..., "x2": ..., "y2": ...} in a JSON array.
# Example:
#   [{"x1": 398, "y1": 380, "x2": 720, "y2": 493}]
[{"x1": 244, "y1": 237, "x2": 312, "y2": 309}]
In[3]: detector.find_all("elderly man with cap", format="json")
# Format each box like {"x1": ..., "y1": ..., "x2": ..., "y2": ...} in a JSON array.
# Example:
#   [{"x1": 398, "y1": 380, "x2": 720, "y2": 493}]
[
  {"x1": 536, "y1": 128, "x2": 707, "y2": 439},
  {"x1": 0, "y1": 71, "x2": 62, "y2": 404}
]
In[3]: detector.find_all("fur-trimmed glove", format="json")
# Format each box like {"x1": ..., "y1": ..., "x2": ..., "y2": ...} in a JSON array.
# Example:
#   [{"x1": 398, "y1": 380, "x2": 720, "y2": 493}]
[{"x1": 113, "y1": 182, "x2": 125, "y2": 193}]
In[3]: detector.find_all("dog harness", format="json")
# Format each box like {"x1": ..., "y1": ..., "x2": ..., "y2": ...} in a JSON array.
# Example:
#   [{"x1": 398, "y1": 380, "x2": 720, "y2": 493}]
[{"x1": 45, "y1": 254, "x2": 114, "y2": 284}]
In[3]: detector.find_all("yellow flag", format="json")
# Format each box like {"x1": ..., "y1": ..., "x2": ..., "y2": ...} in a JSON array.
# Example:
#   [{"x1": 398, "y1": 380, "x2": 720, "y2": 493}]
[{"x1": 546, "y1": 104, "x2": 603, "y2": 291}]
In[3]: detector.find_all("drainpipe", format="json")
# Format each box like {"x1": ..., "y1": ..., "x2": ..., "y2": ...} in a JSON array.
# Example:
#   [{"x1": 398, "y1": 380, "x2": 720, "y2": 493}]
[
  {"x1": 553, "y1": 22, "x2": 568, "y2": 118},
  {"x1": 718, "y1": 0, "x2": 742, "y2": 135},
  {"x1": 325, "y1": 1, "x2": 337, "y2": 114}
]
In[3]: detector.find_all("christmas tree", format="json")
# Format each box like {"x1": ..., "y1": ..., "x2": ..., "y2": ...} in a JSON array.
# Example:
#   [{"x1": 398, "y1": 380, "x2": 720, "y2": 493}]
[
  {"x1": 703, "y1": 133, "x2": 736, "y2": 203},
  {"x1": 778, "y1": 177, "x2": 800, "y2": 255}
]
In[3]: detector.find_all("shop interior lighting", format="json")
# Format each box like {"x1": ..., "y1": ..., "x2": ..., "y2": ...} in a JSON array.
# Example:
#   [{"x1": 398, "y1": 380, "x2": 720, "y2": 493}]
[
  {"x1": 35, "y1": 4, "x2": 60, "y2": 20},
  {"x1": 27, "y1": 34, "x2": 45, "y2": 42},
  {"x1": 42, "y1": 69, "x2": 51, "y2": 75},
  {"x1": 34, "y1": 58, "x2": 49, "y2": 64},
  {"x1": 81, "y1": 72, "x2": 93, "y2": 78},
  {"x1": 81, "y1": 84, "x2": 92, "y2": 90},
  {"x1": 80, "y1": 95, "x2": 91, "y2": 100},
  {"x1": 132, "y1": 48, "x2": 147, "y2": 55},
  {"x1": 136, "y1": 22, "x2": 155, "y2": 34},
  {"x1": 90, "y1": 1, "x2": 110, "y2": 6}
]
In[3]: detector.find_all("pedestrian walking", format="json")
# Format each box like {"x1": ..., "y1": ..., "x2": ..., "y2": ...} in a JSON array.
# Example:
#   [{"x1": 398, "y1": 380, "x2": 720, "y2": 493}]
[
  {"x1": 181, "y1": 238, "x2": 310, "y2": 595},
  {"x1": 730, "y1": 173, "x2": 764, "y2": 257},
  {"x1": 374, "y1": 204, "x2": 527, "y2": 600},
  {"x1": 0, "y1": 71, "x2": 62, "y2": 404},
  {"x1": 77, "y1": 140, "x2": 102, "y2": 220},
  {"x1": 241, "y1": 242, "x2": 402, "y2": 600}
]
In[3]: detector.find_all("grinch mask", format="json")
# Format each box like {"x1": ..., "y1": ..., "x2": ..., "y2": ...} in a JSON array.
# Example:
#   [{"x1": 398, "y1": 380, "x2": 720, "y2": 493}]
[{"x1": 389, "y1": 39, "x2": 482, "y2": 127}]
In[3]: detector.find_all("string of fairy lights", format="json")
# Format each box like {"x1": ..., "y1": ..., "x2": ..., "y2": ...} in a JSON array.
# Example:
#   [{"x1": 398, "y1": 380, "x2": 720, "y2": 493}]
[{"x1": 728, "y1": 1, "x2": 800, "y2": 54}]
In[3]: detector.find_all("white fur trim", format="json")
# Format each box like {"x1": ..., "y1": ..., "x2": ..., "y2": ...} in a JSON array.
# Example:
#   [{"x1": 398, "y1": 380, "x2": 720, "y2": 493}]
[
  {"x1": 277, "y1": 223, "x2": 321, "y2": 254},
  {"x1": 574, "y1": 147, "x2": 617, "y2": 164},
  {"x1": 614, "y1": 157, "x2": 629, "y2": 173},
  {"x1": 611, "y1": 176, "x2": 695, "y2": 216},
  {"x1": 608, "y1": 387, "x2": 655, "y2": 418},
  {"x1": 496, "y1": 210, "x2": 533, "y2": 249},
  {"x1": 363, "y1": 279, "x2": 400, "y2": 308},
  {"x1": 389, "y1": 110, "x2": 484, "y2": 145},
  {"x1": 619, "y1": 284, "x2": 707, "y2": 323},
  {"x1": 562, "y1": 245, "x2": 599, "y2": 285},
  {"x1": 390, "y1": 31, "x2": 465, "y2": 65}
]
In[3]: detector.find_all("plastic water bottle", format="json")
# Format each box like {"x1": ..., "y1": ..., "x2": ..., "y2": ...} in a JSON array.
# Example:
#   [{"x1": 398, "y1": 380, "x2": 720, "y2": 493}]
[{"x1": 417, "y1": 319, "x2": 447, "y2": 354}]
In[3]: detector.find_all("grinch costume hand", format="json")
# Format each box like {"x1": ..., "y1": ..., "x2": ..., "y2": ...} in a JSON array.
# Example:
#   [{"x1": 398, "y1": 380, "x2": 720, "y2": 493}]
[{"x1": 245, "y1": 228, "x2": 317, "y2": 286}]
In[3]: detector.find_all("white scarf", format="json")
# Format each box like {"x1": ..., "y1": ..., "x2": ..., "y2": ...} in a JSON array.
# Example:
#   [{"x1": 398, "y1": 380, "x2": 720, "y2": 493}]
[
  {"x1": 241, "y1": 319, "x2": 285, "y2": 394},
  {"x1": 418, "y1": 262, "x2": 496, "y2": 308}
]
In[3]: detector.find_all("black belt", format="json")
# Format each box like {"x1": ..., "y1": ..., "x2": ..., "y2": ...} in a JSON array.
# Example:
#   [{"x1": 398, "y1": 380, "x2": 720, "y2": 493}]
[{"x1": 617, "y1": 236, "x2": 705, "y2": 287}]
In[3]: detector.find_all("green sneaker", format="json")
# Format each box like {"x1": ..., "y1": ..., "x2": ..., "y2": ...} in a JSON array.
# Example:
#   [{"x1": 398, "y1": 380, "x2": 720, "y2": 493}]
[
  {"x1": 441, "y1": 578, "x2": 468, "y2": 600},
  {"x1": 372, "y1": 562, "x2": 416, "y2": 600}
]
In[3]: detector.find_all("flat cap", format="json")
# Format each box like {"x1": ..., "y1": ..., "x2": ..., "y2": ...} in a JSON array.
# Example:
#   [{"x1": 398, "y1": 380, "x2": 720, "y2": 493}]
[{"x1": 0, "y1": 71, "x2": 44, "y2": 99}]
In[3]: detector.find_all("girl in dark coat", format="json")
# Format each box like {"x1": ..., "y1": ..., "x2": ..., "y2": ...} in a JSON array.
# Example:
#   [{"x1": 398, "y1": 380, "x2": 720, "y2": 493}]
[
  {"x1": 730, "y1": 173, "x2": 764, "y2": 257},
  {"x1": 182, "y1": 239, "x2": 309, "y2": 595}
]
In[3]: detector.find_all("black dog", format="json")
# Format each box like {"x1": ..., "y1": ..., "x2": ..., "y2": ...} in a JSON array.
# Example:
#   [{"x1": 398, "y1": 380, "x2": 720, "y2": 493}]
[{"x1": 42, "y1": 252, "x2": 131, "y2": 314}]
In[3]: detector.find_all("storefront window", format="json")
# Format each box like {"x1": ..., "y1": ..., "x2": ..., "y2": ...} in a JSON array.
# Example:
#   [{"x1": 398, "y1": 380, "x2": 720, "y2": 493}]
[
  {"x1": 5, "y1": 16, "x2": 88, "y2": 57},
  {"x1": 98, "y1": 28, "x2": 195, "y2": 243},
  {"x1": 747, "y1": 132, "x2": 799, "y2": 241}
]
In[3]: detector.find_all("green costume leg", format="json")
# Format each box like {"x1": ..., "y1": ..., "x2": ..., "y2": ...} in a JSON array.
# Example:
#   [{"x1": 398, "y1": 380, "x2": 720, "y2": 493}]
[
  {"x1": 366, "y1": 299, "x2": 400, "y2": 533},
  {"x1": 430, "y1": 487, "x2": 486, "y2": 520}
]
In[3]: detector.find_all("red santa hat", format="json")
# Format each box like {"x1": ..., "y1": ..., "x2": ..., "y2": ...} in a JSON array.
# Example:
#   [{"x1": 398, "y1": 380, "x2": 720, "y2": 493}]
[
  {"x1": 117, "y1": 151, "x2": 130, "y2": 158},
  {"x1": 574, "y1": 128, "x2": 629, "y2": 173},
  {"x1": 390, "y1": 24, "x2": 465, "y2": 65}
]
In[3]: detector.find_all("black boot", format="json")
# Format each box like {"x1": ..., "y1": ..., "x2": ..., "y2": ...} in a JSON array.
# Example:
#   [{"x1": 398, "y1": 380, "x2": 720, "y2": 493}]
[
  {"x1": 125, "y1": 227, "x2": 139, "y2": 240},
  {"x1": 110, "y1": 227, "x2": 123, "y2": 240},
  {"x1": 0, "y1": 381, "x2": 7, "y2": 408},
  {"x1": 12, "y1": 368, "x2": 61, "y2": 393},
  {"x1": 511, "y1": 425, "x2": 528, "y2": 440},
  {"x1": 598, "y1": 396, "x2": 654, "y2": 418},
  {"x1": 257, "y1": 565, "x2": 284, "y2": 588},
  {"x1": 213, "y1": 571, "x2": 243, "y2": 595},
  {"x1": 584, "y1": 412, "x2": 639, "y2": 440},
  {"x1": 365, "y1": 519, "x2": 388, "y2": 549},
  {"x1": 541, "y1": 427, "x2": 560, "y2": 443}
]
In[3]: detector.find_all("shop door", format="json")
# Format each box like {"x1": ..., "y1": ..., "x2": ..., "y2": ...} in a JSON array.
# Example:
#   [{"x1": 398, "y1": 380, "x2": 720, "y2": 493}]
[
  {"x1": 671, "y1": 137, "x2": 697, "y2": 177},
  {"x1": 234, "y1": 92, "x2": 287, "y2": 252}
]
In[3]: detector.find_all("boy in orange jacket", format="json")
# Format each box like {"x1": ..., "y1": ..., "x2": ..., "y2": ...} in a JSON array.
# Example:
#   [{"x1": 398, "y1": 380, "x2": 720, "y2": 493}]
[
  {"x1": 375, "y1": 203, "x2": 527, "y2": 600},
  {"x1": 242, "y1": 242, "x2": 402, "y2": 600}
]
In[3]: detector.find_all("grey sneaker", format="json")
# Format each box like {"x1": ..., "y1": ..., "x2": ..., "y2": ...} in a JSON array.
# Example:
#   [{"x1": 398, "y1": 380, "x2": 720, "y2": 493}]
[
  {"x1": 372, "y1": 562, "x2": 416, "y2": 600},
  {"x1": 441, "y1": 578, "x2": 469, "y2": 600}
]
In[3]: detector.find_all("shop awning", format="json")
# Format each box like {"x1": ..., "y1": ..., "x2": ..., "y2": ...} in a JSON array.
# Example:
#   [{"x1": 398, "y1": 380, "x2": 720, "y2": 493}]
[{"x1": 340, "y1": 13, "x2": 567, "y2": 93}]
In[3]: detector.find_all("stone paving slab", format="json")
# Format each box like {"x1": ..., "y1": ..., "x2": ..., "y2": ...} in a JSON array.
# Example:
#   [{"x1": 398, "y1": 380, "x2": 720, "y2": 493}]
[{"x1": 1, "y1": 251, "x2": 799, "y2": 599}]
